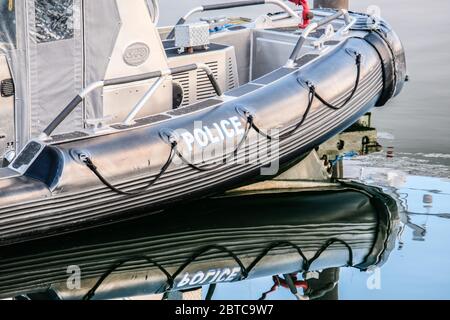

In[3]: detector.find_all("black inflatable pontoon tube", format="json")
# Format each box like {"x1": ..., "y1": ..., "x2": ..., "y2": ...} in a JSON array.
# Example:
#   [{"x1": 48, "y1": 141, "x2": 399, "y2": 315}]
[
  {"x1": 41, "y1": 64, "x2": 221, "y2": 138},
  {"x1": 166, "y1": 0, "x2": 299, "y2": 39}
]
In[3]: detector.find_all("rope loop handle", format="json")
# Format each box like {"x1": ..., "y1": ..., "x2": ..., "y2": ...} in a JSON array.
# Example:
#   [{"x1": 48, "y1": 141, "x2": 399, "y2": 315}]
[
  {"x1": 171, "y1": 109, "x2": 274, "y2": 172},
  {"x1": 283, "y1": 52, "x2": 363, "y2": 138},
  {"x1": 82, "y1": 238, "x2": 354, "y2": 300},
  {"x1": 80, "y1": 52, "x2": 362, "y2": 196},
  {"x1": 310, "y1": 52, "x2": 362, "y2": 111}
]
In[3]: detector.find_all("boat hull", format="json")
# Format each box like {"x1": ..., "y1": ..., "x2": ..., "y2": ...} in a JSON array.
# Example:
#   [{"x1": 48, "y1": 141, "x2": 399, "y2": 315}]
[{"x1": 0, "y1": 25, "x2": 405, "y2": 245}]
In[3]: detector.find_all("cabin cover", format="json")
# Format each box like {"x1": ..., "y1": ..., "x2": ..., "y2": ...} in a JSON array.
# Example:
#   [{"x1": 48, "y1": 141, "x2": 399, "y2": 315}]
[{"x1": 0, "y1": 0, "x2": 163, "y2": 151}]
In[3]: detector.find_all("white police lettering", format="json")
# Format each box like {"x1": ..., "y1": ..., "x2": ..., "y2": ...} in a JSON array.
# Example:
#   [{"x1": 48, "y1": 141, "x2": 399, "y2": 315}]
[
  {"x1": 217, "y1": 269, "x2": 231, "y2": 282},
  {"x1": 176, "y1": 267, "x2": 241, "y2": 289},
  {"x1": 230, "y1": 116, "x2": 246, "y2": 135},
  {"x1": 181, "y1": 117, "x2": 245, "y2": 152},
  {"x1": 193, "y1": 128, "x2": 209, "y2": 147},
  {"x1": 178, "y1": 272, "x2": 191, "y2": 287},
  {"x1": 220, "y1": 120, "x2": 234, "y2": 138},
  {"x1": 190, "y1": 271, "x2": 206, "y2": 285},
  {"x1": 203, "y1": 269, "x2": 218, "y2": 284},
  {"x1": 226, "y1": 268, "x2": 240, "y2": 282}
]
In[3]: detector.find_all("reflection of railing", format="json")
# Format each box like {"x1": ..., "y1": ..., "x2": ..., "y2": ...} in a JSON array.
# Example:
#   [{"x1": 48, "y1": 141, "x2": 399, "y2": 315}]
[
  {"x1": 389, "y1": 188, "x2": 427, "y2": 244},
  {"x1": 0, "y1": 182, "x2": 398, "y2": 300},
  {"x1": 39, "y1": 63, "x2": 222, "y2": 139}
]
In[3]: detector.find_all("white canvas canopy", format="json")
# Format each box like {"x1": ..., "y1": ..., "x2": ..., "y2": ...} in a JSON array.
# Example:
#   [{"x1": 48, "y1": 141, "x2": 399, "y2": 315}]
[{"x1": 0, "y1": 0, "x2": 165, "y2": 153}]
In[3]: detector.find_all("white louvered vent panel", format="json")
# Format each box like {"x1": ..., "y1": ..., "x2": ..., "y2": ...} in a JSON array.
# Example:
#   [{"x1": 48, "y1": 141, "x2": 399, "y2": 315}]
[
  {"x1": 227, "y1": 56, "x2": 236, "y2": 90},
  {"x1": 167, "y1": 45, "x2": 239, "y2": 106}
]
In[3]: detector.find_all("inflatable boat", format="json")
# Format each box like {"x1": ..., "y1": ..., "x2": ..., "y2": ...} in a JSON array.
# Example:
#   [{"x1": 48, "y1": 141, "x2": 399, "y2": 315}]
[
  {"x1": 0, "y1": 181, "x2": 399, "y2": 300},
  {"x1": 0, "y1": 0, "x2": 406, "y2": 245}
]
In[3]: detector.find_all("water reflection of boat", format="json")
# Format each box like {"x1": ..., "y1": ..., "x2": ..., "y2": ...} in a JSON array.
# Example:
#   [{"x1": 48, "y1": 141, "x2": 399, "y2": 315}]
[
  {"x1": 345, "y1": 162, "x2": 450, "y2": 244},
  {"x1": 258, "y1": 267, "x2": 340, "y2": 300},
  {"x1": 0, "y1": 181, "x2": 399, "y2": 300}
]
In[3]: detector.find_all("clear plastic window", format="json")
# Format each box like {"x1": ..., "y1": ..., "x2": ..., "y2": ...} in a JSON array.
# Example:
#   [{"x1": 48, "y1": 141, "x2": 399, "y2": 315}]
[
  {"x1": 0, "y1": 0, "x2": 16, "y2": 46},
  {"x1": 35, "y1": 0, "x2": 74, "y2": 43}
]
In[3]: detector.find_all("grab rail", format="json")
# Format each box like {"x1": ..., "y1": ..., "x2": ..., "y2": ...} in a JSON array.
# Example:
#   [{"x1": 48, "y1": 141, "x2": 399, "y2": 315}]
[
  {"x1": 285, "y1": 9, "x2": 355, "y2": 68},
  {"x1": 40, "y1": 64, "x2": 222, "y2": 139},
  {"x1": 149, "y1": 0, "x2": 160, "y2": 25},
  {"x1": 166, "y1": 0, "x2": 300, "y2": 39}
]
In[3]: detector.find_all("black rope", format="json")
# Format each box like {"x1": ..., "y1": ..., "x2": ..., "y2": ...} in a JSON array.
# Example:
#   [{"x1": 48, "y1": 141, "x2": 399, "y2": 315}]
[
  {"x1": 169, "y1": 244, "x2": 249, "y2": 287},
  {"x1": 205, "y1": 283, "x2": 217, "y2": 301},
  {"x1": 82, "y1": 238, "x2": 354, "y2": 300},
  {"x1": 82, "y1": 255, "x2": 173, "y2": 300},
  {"x1": 249, "y1": 115, "x2": 274, "y2": 141},
  {"x1": 280, "y1": 85, "x2": 316, "y2": 139},
  {"x1": 82, "y1": 142, "x2": 176, "y2": 196},
  {"x1": 305, "y1": 238, "x2": 354, "y2": 271},
  {"x1": 82, "y1": 53, "x2": 361, "y2": 195},
  {"x1": 82, "y1": 113, "x2": 273, "y2": 194},
  {"x1": 310, "y1": 53, "x2": 362, "y2": 111},
  {"x1": 246, "y1": 241, "x2": 309, "y2": 275},
  {"x1": 173, "y1": 117, "x2": 253, "y2": 172},
  {"x1": 258, "y1": 276, "x2": 280, "y2": 301},
  {"x1": 174, "y1": 113, "x2": 273, "y2": 172},
  {"x1": 279, "y1": 53, "x2": 362, "y2": 139}
]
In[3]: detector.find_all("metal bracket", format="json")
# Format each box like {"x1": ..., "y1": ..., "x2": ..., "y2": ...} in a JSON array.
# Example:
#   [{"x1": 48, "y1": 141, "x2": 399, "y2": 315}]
[{"x1": 312, "y1": 24, "x2": 335, "y2": 49}]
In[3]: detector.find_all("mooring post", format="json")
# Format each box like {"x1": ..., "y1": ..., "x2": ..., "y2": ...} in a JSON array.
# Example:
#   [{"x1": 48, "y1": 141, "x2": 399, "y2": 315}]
[{"x1": 314, "y1": 0, "x2": 349, "y2": 9}]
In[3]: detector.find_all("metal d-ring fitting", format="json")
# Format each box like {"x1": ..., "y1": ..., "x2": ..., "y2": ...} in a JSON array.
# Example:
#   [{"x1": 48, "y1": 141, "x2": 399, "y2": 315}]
[
  {"x1": 303, "y1": 80, "x2": 316, "y2": 93},
  {"x1": 159, "y1": 128, "x2": 179, "y2": 147},
  {"x1": 346, "y1": 48, "x2": 363, "y2": 62},
  {"x1": 296, "y1": 77, "x2": 315, "y2": 90},
  {"x1": 69, "y1": 149, "x2": 92, "y2": 165},
  {"x1": 235, "y1": 105, "x2": 254, "y2": 122}
]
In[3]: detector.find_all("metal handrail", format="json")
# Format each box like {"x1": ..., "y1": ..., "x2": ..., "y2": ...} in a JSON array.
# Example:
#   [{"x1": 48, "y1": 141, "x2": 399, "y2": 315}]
[
  {"x1": 40, "y1": 64, "x2": 222, "y2": 140},
  {"x1": 167, "y1": 0, "x2": 300, "y2": 39},
  {"x1": 149, "y1": 0, "x2": 160, "y2": 25},
  {"x1": 285, "y1": 9, "x2": 356, "y2": 68}
]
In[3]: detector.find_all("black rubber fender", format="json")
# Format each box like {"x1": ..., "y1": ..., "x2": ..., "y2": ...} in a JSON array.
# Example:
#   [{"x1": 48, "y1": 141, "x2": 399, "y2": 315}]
[{"x1": 364, "y1": 32, "x2": 396, "y2": 107}]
